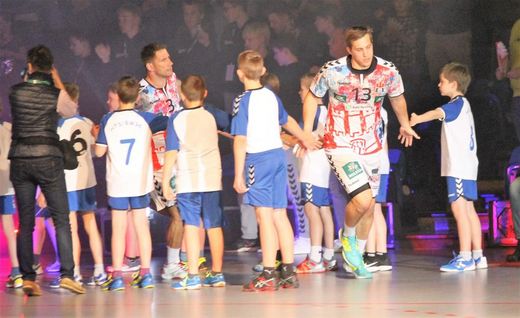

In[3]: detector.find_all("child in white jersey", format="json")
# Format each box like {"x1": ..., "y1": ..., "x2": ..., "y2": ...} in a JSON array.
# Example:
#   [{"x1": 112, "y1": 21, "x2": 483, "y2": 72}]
[
  {"x1": 295, "y1": 73, "x2": 336, "y2": 274},
  {"x1": 96, "y1": 76, "x2": 167, "y2": 291},
  {"x1": 162, "y1": 75, "x2": 225, "y2": 290},
  {"x1": 54, "y1": 83, "x2": 107, "y2": 287},
  {"x1": 410, "y1": 62, "x2": 486, "y2": 272}
]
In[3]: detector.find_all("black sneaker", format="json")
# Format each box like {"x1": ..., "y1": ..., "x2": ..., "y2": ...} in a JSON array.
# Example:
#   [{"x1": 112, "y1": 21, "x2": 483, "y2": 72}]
[
  {"x1": 506, "y1": 245, "x2": 520, "y2": 262},
  {"x1": 376, "y1": 253, "x2": 392, "y2": 271},
  {"x1": 234, "y1": 239, "x2": 258, "y2": 252},
  {"x1": 364, "y1": 254, "x2": 379, "y2": 273}
]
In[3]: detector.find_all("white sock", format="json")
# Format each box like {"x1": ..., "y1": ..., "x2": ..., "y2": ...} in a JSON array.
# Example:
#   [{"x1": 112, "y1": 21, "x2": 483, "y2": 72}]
[
  {"x1": 357, "y1": 239, "x2": 367, "y2": 253},
  {"x1": 94, "y1": 264, "x2": 105, "y2": 276},
  {"x1": 343, "y1": 224, "x2": 356, "y2": 237},
  {"x1": 309, "y1": 246, "x2": 322, "y2": 263},
  {"x1": 74, "y1": 266, "x2": 81, "y2": 277},
  {"x1": 167, "y1": 247, "x2": 181, "y2": 264},
  {"x1": 323, "y1": 248, "x2": 334, "y2": 261},
  {"x1": 472, "y1": 249, "x2": 483, "y2": 259},
  {"x1": 460, "y1": 251, "x2": 472, "y2": 261}
]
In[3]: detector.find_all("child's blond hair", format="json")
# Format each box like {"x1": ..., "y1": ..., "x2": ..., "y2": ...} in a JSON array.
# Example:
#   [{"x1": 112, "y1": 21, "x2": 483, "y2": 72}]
[
  {"x1": 181, "y1": 75, "x2": 206, "y2": 102},
  {"x1": 440, "y1": 62, "x2": 471, "y2": 94},
  {"x1": 237, "y1": 50, "x2": 264, "y2": 80}
]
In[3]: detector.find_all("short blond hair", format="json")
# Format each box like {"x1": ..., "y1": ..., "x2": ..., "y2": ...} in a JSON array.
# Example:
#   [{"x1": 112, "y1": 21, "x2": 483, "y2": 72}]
[
  {"x1": 237, "y1": 50, "x2": 264, "y2": 80},
  {"x1": 440, "y1": 62, "x2": 471, "y2": 94},
  {"x1": 181, "y1": 74, "x2": 206, "y2": 102},
  {"x1": 261, "y1": 72, "x2": 280, "y2": 94},
  {"x1": 344, "y1": 26, "x2": 373, "y2": 48}
]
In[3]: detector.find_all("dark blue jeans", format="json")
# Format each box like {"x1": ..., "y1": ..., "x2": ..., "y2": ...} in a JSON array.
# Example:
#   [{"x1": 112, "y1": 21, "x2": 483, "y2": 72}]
[{"x1": 10, "y1": 156, "x2": 74, "y2": 281}]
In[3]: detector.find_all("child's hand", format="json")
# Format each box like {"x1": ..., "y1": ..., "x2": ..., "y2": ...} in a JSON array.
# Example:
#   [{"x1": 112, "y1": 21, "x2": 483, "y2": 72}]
[
  {"x1": 409, "y1": 113, "x2": 418, "y2": 127},
  {"x1": 300, "y1": 131, "x2": 322, "y2": 152},
  {"x1": 233, "y1": 177, "x2": 248, "y2": 194},
  {"x1": 163, "y1": 184, "x2": 176, "y2": 201}
]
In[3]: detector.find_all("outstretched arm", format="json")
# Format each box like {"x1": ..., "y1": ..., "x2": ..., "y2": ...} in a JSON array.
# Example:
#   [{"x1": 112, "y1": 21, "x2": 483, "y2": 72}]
[{"x1": 410, "y1": 108, "x2": 444, "y2": 126}]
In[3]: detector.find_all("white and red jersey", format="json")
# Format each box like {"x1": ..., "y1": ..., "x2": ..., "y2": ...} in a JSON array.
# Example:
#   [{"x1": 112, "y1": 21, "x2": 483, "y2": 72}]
[
  {"x1": 310, "y1": 56, "x2": 404, "y2": 155},
  {"x1": 137, "y1": 74, "x2": 181, "y2": 117}
]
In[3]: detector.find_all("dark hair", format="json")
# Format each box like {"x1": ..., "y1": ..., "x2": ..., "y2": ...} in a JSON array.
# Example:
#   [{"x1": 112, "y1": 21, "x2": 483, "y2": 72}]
[
  {"x1": 117, "y1": 2, "x2": 142, "y2": 17},
  {"x1": 315, "y1": 7, "x2": 341, "y2": 27},
  {"x1": 141, "y1": 42, "x2": 168, "y2": 65},
  {"x1": 181, "y1": 75, "x2": 206, "y2": 102},
  {"x1": 117, "y1": 76, "x2": 139, "y2": 104},
  {"x1": 64, "y1": 82, "x2": 80, "y2": 101},
  {"x1": 27, "y1": 45, "x2": 53, "y2": 72},
  {"x1": 271, "y1": 35, "x2": 299, "y2": 55}
]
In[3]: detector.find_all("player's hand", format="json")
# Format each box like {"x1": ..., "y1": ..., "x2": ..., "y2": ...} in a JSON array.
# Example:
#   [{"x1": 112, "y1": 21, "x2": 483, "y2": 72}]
[
  {"x1": 409, "y1": 113, "x2": 418, "y2": 127},
  {"x1": 233, "y1": 177, "x2": 248, "y2": 194},
  {"x1": 37, "y1": 193, "x2": 47, "y2": 209},
  {"x1": 163, "y1": 184, "x2": 176, "y2": 201},
  {"x1": 398, "y1": 125, "x2": 420, "y2": 147}
]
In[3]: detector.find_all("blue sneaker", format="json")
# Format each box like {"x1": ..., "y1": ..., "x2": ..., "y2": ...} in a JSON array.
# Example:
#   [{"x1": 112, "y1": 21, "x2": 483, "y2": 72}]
[
  {"x1": 172, "y1": 275, "x2": 201, "y2": 290},
  {"x1": 339, "y1": 229, "x2": 372, "y2": 279},
  {"x1": 203, "y1": 272, "x2": 226, "y2": 287},
  {"x1": 87, "y1": 273, "x2": 108, "y2": 286},
  {"x1": 102, "y1": 276, "x2": 125, "y2": 291},
  {"x1": 440, "y1": 254, "x2": 476, "y2": 272},
  {"x1": 50, "y1": 277, "x2": 61, "y2": 289},
  {"x1": 130, "y1": 273, "x2": 155, "y2": 289}
]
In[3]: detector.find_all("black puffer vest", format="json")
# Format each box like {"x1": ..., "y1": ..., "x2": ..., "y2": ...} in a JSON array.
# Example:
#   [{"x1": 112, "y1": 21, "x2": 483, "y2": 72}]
[{"x1": 8, "y1": 72, "x2": 62, "y2": 159}]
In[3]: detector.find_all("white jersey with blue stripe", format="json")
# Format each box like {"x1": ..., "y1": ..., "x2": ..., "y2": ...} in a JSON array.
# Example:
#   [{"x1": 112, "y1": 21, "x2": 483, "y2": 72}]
[
  {"x1": 300, "y1": 104, "x2": 331, "y2": 188},
  {"x1": 230, "y1": 87, "x2": 288, "y2": 153},
  {"x1": 0, "y1": 122, "x2": 14, "y2": 196},
  {"x1": 58, "y1": 115, "x2": 97, "y2": 192},
  {"x1": 96, "y1": 109, "x2": 157, "y2": 197},
  {"x1": 165, "y1": 106, "x2": 222, "y2": 194},
  {"x1": 440, "y1": 96, "x2": 478, "y2": 180}
]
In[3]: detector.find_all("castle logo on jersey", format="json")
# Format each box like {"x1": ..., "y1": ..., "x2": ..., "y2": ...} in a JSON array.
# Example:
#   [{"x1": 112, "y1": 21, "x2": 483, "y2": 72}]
[{"x1": 342, "y1": 161, "x2": 363, "y2": 179}]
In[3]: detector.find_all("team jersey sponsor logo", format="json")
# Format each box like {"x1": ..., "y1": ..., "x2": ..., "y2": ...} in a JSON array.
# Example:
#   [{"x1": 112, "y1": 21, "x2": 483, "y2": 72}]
[{"x1": 342, "y1": 161, "x2": 363, "y2": 179}]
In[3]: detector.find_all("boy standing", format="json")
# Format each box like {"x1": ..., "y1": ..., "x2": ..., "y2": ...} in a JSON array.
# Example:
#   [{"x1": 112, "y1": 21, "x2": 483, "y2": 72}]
[
  {"x1": 162, "y1": 75, "x2": 225, "y2": 290},
  {"x1": 95, "y1": 76, "x2": 166, "y2": 291},
  {"x1": 232, "y1": 50, "x2": 316, "y2": 291},
  {"x1": 410, "y1": 62, "x2": 487, "y2": 271}
]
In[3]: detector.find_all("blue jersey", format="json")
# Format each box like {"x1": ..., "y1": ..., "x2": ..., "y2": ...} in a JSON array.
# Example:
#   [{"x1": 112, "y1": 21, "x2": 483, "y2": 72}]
[
  {"x1": 230, "y1": 87, "x2": 288, "y2": 153},
  {"x1": 96, "y1": 109, "x2": 158, "y2": 197}
]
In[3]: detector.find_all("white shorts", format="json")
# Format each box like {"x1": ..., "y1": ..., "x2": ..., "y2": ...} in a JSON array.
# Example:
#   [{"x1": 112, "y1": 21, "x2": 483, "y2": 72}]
[{"x1": 326, "y1": 150, "x2": 381, "y2": 198}]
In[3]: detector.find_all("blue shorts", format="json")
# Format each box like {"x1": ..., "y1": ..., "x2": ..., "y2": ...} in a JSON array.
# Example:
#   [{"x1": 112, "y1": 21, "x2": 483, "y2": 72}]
[
  {"x1": 0, "y1": 195, "x2": 16, "y2": 215},
  {"x1": 68, "y1": 187, "x2": 97, "y2": 212},
  {"x1": 301, "y1": 183, "x2": 331, "y2": 207},
  {"x1": 244, "y1": 148, "x2": 288, "y2": 208},
  {"x1": 176, "y1": 191, "x2": 224, "y2": 229},
  {"x1": 375, "y1": 174, "x2": 389, "y2": 203},
  {"x1": 109, "y1": 194, "x2": 150, "y2": 210},
  {"x1": 446, "y1": 177, "x2": 478, "y2": 203}
]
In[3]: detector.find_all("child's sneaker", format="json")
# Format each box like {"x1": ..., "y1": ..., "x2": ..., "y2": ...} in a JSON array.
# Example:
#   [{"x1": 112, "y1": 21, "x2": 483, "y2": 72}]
[
  {"x1": 86, "y1": 273, "x2": 108, "y2": 286},
  {"x1": 296, "y1": 256, "x2": 326, "y2": 273},
  {"x1": 131, "y1": 273, "x2": 155, "y2": 289},
  {"x1": 323, "y1": 258, "x2": 338, "y2": 271},
  {"x1": 474, "y1": 256, "x2": 488, "y2": 269},
  {"x1": 161, "y1": 262, "x2": 187, "y2": 280},
  {"x1": 376, "y1": 253, "x2": 393, "y2": 272},
  {"x1": 198, "y1": 257, "x2": 208, "y2": 276},
  {"x1": 172, "y1": 275, "x2": 201, "y2": 290},
  {"x1": 102, "y1": 276, "x2": 125, "y2": 291},
  {"x1": 6, "y1": 274, "x2": 23, "y2": 288},
  {"x1": 440, "y1": 254, "x2": 475, "y2": 272},
  {"x1": 45, "y1": 261, "x2": 61, "y2": 273},
  {"x1": 252, "y1": 259, "x2": 281, "y2": 273},
  {"x1": 279, "y1": 272, "x2": 299, "y2": 289},
  {"x1": 242, "y1": 273, "x2": 278, "y2": 292},
  {"x1": 50, "y1": 277, "x2": 61, "y2": 289},
  {"x1": 339, "y1": 229, "x2": 372, "y2": 279},
  {"x1": 364, "y1": 254, "x2": 380, "y2": 273},
  {"x1": 203, "y1": 272, "x2": 226, "y2": 287},
  {"x1": 32, "y1": 263, "x2": 43, "y2": 275},
  {"x1": 233, "y1": 238, "x2": 259, "y2": 252}
]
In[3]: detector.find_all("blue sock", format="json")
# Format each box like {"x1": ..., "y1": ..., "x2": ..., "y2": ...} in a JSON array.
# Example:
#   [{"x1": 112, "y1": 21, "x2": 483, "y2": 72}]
[{"x1": 180, "y1": 251, "x2": 188, "y2": 262}]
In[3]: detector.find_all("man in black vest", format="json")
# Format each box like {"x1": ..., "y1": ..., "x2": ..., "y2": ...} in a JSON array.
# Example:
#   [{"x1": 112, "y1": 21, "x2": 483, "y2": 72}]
[{"x1": 8, "y1": 45, "x2": 85, "y2": 296}]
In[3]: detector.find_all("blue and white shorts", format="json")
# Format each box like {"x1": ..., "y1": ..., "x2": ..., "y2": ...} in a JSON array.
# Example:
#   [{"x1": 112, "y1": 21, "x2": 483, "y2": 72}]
[
  {"x1": 244, "y1": 148, "x2": 288, "y2": 209},
  {"x1": 446, "y1": 177, "x2": 478, "y2": 203},
  {"x1": 0, "y1": 195, "x2": 16, "y2": 215},
  {"x1": 109, "y1": 194, "x2": 150, "y2": 211},
  {"x1": 176, "y1": 191, "x2": 224, "y2": 229},
  {"x1": 375, "y1": 174, "x2": 389, "y2": 203},
  {"x1": 301, "y1": 183, "x2": 331, "y2": 207},
  {"x1": 68, "y1": 187, "x2": 97, "y2": 212}
]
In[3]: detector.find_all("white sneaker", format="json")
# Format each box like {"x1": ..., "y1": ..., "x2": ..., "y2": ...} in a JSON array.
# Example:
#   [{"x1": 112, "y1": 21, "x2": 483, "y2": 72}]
[
  {"x1": 161, "y1": 262, "x2": 187, "y2": 280},
  {"x1": 475, "y1": 256, "x2": 488, "y2": 269}
]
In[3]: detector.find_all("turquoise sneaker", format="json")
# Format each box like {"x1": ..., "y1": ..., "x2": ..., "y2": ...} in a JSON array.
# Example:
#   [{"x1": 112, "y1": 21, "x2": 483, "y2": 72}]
[
  {"x1": 440, "y1": 254, "x2": 475, "y2": 272},
  {"x1": 339, "y1": 229, "x2": 372, "y2": 279},
  {"x1": 203, "y1": 272, "x2": 226, "y2": 287},
  {"x1": 172, "y1": 275, "x2": 201, "y2": 290}
]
